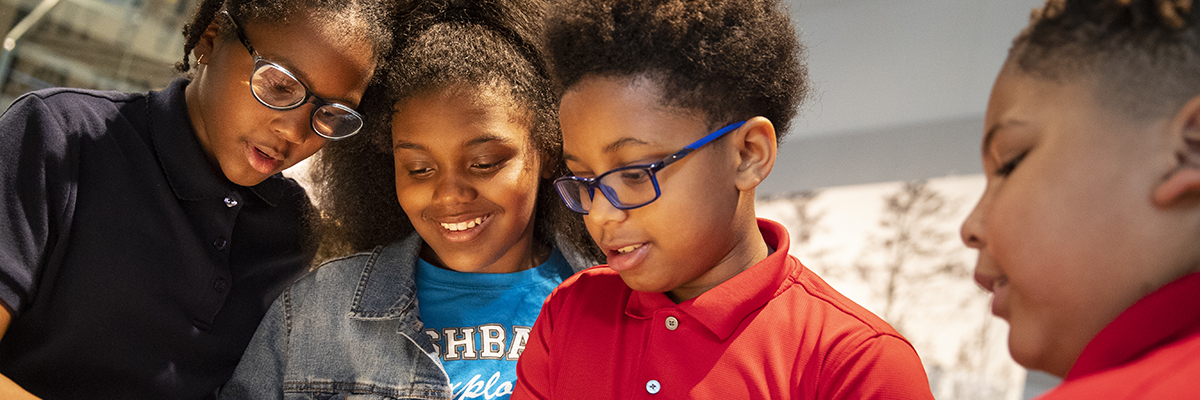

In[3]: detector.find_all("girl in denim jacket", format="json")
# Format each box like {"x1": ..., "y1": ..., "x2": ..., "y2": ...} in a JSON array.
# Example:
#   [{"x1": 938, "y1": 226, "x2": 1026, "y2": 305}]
[{"x1": 219, "y1": 0, "x2": 602, "y2": 398}]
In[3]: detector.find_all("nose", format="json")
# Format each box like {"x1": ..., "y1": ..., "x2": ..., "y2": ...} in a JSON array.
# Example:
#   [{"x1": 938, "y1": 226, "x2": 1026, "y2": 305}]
[
  {"x1": 585, "y1": 190, "x2": 627, "y2": 226},
  {"x1": 271, "y1": 107, "x2": 314, "y2": 145},
  {"x1": 432, "y1": 168, "x2": 476, "y2": 206},
  {"x1": 960, "y1": 195, "x2": 987, "y2": 250}
]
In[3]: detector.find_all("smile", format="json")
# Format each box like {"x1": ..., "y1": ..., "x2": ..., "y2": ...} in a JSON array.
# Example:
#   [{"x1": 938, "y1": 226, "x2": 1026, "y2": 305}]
[{"x1": 440, "y1": 215, "x2": 488, "y2": 232}]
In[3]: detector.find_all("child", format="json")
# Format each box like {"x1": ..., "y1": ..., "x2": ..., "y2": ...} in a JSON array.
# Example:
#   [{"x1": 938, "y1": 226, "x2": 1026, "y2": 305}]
[
  {"x1": 219, "y1": 1, "x2": 602, "y2": 399},
  {"x1": 512, "y1": 0, "x2": 934, "y2": 398},
  {"x1": 0, "y1": 0, "x2": 392, "y2": 397},
  {"x1": 960, "y1": 0, "x2": 1200, "y2": 397}
]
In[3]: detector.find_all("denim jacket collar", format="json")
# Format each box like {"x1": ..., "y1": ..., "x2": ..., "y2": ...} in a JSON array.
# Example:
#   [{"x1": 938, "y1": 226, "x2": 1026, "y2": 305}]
[
  {"x1": 347, "y1": 233, "x2": 595, "y2": 323},
  {"x1": 347, "y1": 234, "x2": 424, "y2": 321}
]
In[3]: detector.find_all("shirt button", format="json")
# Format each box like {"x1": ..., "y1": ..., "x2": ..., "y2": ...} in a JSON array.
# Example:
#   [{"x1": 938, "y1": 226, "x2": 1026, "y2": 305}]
[
  {"x1": 665, "y1": 316, "x2": 679, "y2": 331},
  {"x1": 213, "y1": 278, "x2": 228, "y2": 292},
  {"x1": 223, "y1": 197, "x2": 239, "y2": 208},
  {"x1": 213, "y1": 237, "x2": 227, "y2": 250},
  {"x1": 646, "y1": 379, "x2": 661, "y2": 394}
]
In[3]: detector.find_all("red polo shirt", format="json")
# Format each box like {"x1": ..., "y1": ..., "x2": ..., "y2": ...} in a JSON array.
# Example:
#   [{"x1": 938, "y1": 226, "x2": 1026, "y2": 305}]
[
  {"x1": 1037, "y1": 272, "x2": 1200, "y2": 399},
  {"x1": 513, "y1": 219, "x2": 933, "y2": 399}
]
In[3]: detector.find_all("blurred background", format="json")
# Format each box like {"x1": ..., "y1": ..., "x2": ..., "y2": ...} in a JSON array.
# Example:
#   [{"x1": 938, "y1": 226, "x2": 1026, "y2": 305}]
[{"x1": 0, "y1": 0, "x2": 1058, "y2": 398}]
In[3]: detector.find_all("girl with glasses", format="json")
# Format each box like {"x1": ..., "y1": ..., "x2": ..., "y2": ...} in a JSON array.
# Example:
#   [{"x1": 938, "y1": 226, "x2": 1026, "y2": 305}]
[
  {"x1": 0, "y1": 0, "x2": 392, "y2": 397},
  {"x1": 221, "y1": 0, "x2": 602, "y2": 398}
]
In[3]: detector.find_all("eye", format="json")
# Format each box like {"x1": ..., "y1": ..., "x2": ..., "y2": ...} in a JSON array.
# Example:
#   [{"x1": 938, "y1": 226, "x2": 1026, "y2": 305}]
[
  {"x1": 470, "y1": 157, "x2": 507, "y2": 173},
  {"x1": 408, "y1": 167, "x2": 434, "y2": 178},
  {"x1": 995, "y1": 152, "x2": 1027, "y2": 176}
]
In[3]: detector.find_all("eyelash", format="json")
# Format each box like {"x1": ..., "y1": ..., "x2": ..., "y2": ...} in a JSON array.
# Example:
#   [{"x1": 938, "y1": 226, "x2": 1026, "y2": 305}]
[
  {"x1": 408, "y1": 167, "x2": 433, "y2": 178},
  {"x1": 995, "y1": 152, "x2": 1027, "y2": 176},
  {"x1": 406, "y1": 160, "x2": 505, "y2": 178},
  {"x1": 472, "y1": 161, "x2": 502, "y2": 172}
]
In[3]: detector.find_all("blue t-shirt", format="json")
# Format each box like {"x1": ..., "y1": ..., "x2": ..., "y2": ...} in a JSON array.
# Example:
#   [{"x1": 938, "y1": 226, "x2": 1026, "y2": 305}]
[{"x1": 416, "y1": 249, "x2": 574, "y2": 400}]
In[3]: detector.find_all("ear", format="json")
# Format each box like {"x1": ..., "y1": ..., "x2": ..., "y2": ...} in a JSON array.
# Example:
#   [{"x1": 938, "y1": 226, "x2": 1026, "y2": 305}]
[
  {"x1": 1153, "y1": 95, "x2": 1200, "y2": 207},
  {"x1": 539, "y1": 145, "x2": 560, "y2": 180},
  {"x1": 191, "y1": 19, "x2": 224, "y2": 66},
  {"x1": 732, "y1": 116, "x2": 777, "y2": 192}
]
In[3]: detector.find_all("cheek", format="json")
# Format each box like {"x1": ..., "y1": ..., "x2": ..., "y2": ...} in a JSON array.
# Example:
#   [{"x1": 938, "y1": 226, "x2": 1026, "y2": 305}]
[
  {"x1": 491, "y1": 164, "x2": 542, "y2": 218},
  {"x1": 286, "y1": 140, "x2": 326, "y2": 167},
  {"x1": 393, "y1": 179, "x2": 428, "y2": 219}
]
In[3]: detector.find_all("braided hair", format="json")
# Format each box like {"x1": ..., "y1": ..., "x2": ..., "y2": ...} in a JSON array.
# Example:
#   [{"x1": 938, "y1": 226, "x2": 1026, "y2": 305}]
[
  {"x1": 543, "y1": 0, "x2": 809, "y2": 140},
  {"x1": 174, "y1": 0, "x2": 395, "y2": 74},
  {"x1": 308, "y1": 0, "x2": 605, "y2": 263},
  {"x1": 1010, "y1": 0, "x2": 1200, "y2": 118}
]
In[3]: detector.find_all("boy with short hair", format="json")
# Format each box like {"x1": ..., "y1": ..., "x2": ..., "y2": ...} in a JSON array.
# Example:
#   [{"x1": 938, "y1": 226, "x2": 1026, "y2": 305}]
[
  {"x1": 512, "y1": 0, "x2": 934, "y2": 398},
  {"x1": 960, "y1": 1, "x2": 1200, "y2": 398}
]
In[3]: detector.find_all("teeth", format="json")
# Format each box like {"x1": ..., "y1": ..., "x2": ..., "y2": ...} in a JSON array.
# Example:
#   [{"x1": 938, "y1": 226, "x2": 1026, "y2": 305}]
[
  {"x1": 441, "y1": 216, "x2": 486, "y2": 232},
  {"x1": 616, "y1": 245, "x2": 639, "y2": 254}
]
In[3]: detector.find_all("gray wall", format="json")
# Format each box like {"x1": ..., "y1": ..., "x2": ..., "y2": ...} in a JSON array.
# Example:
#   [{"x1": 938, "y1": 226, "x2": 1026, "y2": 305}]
[{"x1": 762, "y1": 0, "x2": 1044, "y2": 195}]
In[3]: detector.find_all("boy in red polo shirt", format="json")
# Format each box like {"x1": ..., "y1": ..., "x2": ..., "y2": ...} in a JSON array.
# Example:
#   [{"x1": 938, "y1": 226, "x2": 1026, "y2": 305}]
[
  {"x1": 512, "y1": 0, "x2": 934, "y2": 398},
  {"x1": 960, "y1": 1, "x2": 1200, "y2": 398}
]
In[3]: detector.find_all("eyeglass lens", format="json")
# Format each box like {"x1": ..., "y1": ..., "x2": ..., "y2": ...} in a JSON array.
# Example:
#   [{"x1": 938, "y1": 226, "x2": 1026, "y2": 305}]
[
  {"x1": 556, "y1": 167, "x2": 659, "y2": 213},
  {"x1": 249, "y1": 62, "x2": 362, "y2": 139}
]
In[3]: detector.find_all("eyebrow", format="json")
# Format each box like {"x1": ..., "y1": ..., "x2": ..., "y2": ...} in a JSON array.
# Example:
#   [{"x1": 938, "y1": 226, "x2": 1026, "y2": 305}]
[
  {"x1": 254, "y1": 46, "x2": 358, "y2": 106},
  {"x1": 393, "y1": 134, "x2": 510, "y2": 151},
  {"x1": 562, "y1": 136, "x2": 652, "y2": 164}
]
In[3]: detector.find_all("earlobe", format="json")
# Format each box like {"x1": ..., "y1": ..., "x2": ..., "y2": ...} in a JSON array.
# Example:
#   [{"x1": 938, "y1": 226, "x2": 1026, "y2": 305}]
[
  {"x1": 1153, "y1": 95, "x2": 1200, "y2": 207},
  {"x1": 733, "y1": 116, "x2": 778, "y2": 191}
]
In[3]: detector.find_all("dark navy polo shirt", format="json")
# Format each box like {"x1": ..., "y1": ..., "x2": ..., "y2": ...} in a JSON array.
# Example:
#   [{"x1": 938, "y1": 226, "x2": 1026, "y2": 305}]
[{"x1": 0, "y1": 79, "x2": 316, "y2": 399}]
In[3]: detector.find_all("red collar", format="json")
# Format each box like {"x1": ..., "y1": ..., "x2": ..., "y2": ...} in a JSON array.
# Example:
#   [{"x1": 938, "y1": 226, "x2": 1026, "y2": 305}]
[
  {"x1": 1067, "y1": 272, "x2": 1200, "y2": 380},
  {"x1": 625, "y1": 219, "x2": 798, "y2": 340}
]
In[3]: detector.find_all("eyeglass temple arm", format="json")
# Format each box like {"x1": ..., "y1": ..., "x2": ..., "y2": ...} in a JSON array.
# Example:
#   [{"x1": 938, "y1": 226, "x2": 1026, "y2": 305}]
[
  {"x1": 221, "y1": 11, "x2": 257, "y2": 55},
  {"x1": 658, "y1": 120, "x2": 746, "y2": 168}
]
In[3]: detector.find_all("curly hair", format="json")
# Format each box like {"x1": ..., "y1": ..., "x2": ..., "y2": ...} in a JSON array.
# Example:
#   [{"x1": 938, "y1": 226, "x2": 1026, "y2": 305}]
[
  {"x1": 308, "y1": 0, "x2": 604, "y2": 263},
  {"x1": 173, "y1": 0, "x2": 396, "y2": 74},
  {"x1": 1009, "y1": 0, "x2": 1200, "y2": 118},
  {"x1": 543, "y1": 0, "x2": 808, "y2": 139}
]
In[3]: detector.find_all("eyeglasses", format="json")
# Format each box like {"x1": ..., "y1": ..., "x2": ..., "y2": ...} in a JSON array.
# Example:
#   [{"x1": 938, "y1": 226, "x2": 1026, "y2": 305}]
[
  {"x1": 554, "y1": 120, "x2": 746, "y2": 214},
  {"x1": 223, "y1": 11, "x2": 364, "y2": 140}
]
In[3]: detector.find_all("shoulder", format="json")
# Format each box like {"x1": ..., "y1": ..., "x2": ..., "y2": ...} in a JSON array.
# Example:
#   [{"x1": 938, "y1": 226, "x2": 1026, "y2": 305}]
[
  {"x1": 1047, "y1": 332, "x2": 1200, "y2": 399},
  {"x1": 1, "y1": 87, "x2": 148, "y2": 149},
  {"x1": 783, "y1": 261, "x2": 907, "y2": 340},
  {"x1": 557, "y1": 266, "x2": 626, "y2": 294},
  {"x1": 291, "y1": 249, "x2": 384, "y2": 299},
  {"x1": 541, "y1": 266, "x2": 627, "y2": 311},
  {"x1": 288, "y1": 236, "x2": 423, "y2": 311},
  {"x1": 6, "y1": 87, "x2": 142, "y2": 122}
]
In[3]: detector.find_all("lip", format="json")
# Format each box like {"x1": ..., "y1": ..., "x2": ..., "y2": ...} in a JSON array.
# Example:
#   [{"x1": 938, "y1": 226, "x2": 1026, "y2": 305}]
[
  {"x1": 244, "y1": 142, "x2": 284, "y2": 175},
  {"x1": 989, "y1": 276, "x2": 1011, "y2": 319},
  {"x1": 432, "y1": 213, "x2": 492, "y2": 243},
  {"x1": 605, "y1": 242, "x2": 649, "y2": 272}
]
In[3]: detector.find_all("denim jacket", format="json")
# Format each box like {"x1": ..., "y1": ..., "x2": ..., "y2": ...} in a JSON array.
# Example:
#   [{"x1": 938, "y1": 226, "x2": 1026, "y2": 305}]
[{"x1": 219, "y1": 233, "x2": 593, "y2": 399}]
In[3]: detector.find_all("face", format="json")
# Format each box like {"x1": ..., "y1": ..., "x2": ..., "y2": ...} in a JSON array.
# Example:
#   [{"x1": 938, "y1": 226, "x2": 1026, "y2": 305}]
[
  {"x1": 187, "y1": 12, "x2": 376, "y2": 186},
  {"x1": 559, "y1": 76, "x2": 751, "y2": 302},
  {"x1": 392, "y1": 88, "x2": 546, "y2": 274},
  {"x1": 961, "y1": 67, "x2": 1198, "y2": 376}
]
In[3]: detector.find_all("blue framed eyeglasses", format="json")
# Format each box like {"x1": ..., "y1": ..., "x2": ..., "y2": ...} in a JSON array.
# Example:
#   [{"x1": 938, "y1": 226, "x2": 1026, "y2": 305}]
[
  {"x1": 223, "y1": 11, "x2": 364, "y2": 140},
  {"x1": 554, "y1": 121, "x2": 746, "y2": 214}
]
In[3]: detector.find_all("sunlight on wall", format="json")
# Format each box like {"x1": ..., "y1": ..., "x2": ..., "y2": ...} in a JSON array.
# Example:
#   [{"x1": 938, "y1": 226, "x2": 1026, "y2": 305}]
[{"x1": 757, "y1": 175, "x2": 1027, "y2": 400}]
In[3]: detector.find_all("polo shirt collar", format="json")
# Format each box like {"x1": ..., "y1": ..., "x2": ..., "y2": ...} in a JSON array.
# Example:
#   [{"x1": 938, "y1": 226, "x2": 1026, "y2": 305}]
[
  {"x1": 1066, "y1": 271, "x2": 1200, "y2": 381},
  {"x1": 626, "y1": 218, "x2": 796, "y2": 340},
  {"x1": 147, "y1": 78, "x2": 287, "y2": 206}
]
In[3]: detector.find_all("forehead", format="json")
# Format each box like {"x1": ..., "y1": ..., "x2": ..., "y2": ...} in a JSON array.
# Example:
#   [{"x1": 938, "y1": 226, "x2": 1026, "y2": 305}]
[
  {"x1": 391, "y1": 88, "x2": 530, "y2": 149},
  {"x1": 559, "y1": 76, "x2": 708, "y2": 158},
  {"x1": 240, "y1": 13, "x2": 376, "y2": 104}
]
